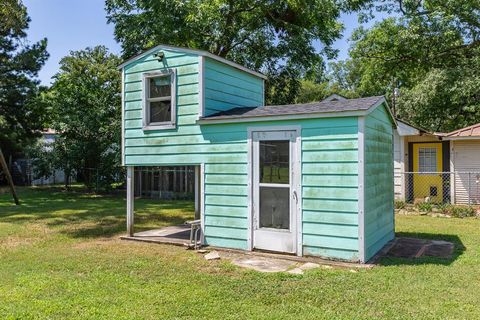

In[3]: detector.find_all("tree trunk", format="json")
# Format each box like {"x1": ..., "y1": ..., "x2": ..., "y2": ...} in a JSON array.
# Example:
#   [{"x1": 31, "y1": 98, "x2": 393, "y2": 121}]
[{"x1": 0, "y1": 147, "x2": 20, "y2": 205}]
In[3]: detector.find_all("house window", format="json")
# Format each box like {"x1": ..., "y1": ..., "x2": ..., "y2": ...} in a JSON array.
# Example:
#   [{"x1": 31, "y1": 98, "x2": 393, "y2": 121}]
[
  {"x1": 143, "y1": 70, "x2": 176, "y2": 130},
  {"x1": 418, "y1": 147, "x2": 437, "y2": 173}
]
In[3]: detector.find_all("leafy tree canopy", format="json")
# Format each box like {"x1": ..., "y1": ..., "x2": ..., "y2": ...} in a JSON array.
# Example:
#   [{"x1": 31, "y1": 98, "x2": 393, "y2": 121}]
[
  {"x1": 332, "y1": 0, "x2": 480, "y2": 132},
  {"x1": 105, "y1": 0, "x2": 365, "y2": 104},
  {"x1": 35, "y1": 46, "x2": 122, "y2": 189},
  {"x1": 0, "y1": 0, "x2": 49, "y2": 158}
]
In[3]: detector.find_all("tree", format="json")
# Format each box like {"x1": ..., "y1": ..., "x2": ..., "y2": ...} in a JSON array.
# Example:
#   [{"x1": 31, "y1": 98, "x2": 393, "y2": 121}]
[
  {"x1": 105, "y1": 0, "x2": 359, "y2": 104},
  {"x1": 40, "y1": 46, "x2": 122, "y2": 190},
  {"x1": 334, "y1": 0, "x2": 480, "y2": 131},
  {"x1": 0, "y1": 0, "x2": 49, "y2": 159}
]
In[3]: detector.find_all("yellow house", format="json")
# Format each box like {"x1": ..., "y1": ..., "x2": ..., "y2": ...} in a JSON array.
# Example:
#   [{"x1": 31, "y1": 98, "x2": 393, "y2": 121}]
[{"x1": 394, "y1": 121, "x2": 480, "y2": 205}]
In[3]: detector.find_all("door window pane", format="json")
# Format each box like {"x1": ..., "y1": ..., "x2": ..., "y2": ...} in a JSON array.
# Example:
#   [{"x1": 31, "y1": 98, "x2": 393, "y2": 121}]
[
  {"x1": 419, "y1": 147, "x2": 437, "y2": 172},
  {"x1": 260, "y1": 140, "x2": 289, "y2": 184},
  {"x1": 259, "y1": 186, "x2": 289, "y2": 229}
]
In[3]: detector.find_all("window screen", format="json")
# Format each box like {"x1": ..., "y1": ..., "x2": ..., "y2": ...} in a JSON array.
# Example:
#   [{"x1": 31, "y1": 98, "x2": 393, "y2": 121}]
[{"x1": 418, "y1": 147, "x2": 437, "y2": 173}]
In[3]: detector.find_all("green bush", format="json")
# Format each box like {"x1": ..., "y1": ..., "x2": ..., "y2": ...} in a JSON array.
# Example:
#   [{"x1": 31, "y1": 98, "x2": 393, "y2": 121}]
[
  {"x1": 395, "y1": 200, "x2": 406, "y2": 209},
  {"x1": 449, "y1": 206, "x2": 476, "y2": 218},
  {"x1": 437, "y1": 203, "x2": 453, "y2": 215},
  {"x1": 416, "y1": 202, "x2": 433, "y2": 212}
]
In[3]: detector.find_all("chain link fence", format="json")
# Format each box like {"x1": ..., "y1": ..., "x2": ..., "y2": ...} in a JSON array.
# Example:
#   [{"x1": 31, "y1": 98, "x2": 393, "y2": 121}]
[{"x1": 399, "y1": 172, "x2": 480, "y2": 205}]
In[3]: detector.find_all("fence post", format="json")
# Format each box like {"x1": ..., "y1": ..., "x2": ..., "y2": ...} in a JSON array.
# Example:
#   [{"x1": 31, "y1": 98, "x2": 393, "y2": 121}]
[{"x1": 468, "y1": 172, "x2": 471, "y2": 205}]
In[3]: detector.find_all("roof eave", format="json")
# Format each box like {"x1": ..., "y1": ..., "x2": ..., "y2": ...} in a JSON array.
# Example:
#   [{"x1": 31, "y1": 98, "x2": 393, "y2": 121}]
[
  {"x1": 197, "y1": 110, "x2": 370, "y2": 125},
  {"x1": 365, "y1": 96, "x2": 397, "y2": 129},
  {"x1": 442, "y1": 136, "x2": 480, "y2": 141}
]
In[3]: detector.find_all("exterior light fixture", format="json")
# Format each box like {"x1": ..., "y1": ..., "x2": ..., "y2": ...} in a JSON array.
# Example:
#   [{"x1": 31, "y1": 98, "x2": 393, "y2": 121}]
[{"x1": 154, "y1": 51, "x2": 165, "y2": 62}]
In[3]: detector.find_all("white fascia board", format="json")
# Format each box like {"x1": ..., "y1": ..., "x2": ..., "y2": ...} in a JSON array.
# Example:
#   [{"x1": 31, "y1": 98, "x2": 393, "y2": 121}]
[
  {"x1": 118, "y1": 44, "x2": 267, "y2": 79},
  {"x1": 121, "y1": 69, "x2": 125, "y2": 166},
  {"x1": 442, "y1": 136, "x2": 480, "y2": 141},
  {"x1": 365, "y1": 97, "x2": 397, "y2": 128},
  {"x1": 357, "y1": 116, "x2": 366, "y2": 263},
  {"x1": 198, "y1": 56, "x2": 205, "y2": 118}
]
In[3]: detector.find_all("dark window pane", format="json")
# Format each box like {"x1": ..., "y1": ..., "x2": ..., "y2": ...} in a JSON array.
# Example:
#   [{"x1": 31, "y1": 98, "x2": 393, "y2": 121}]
[
  {"x1": 150, "y1": 100, "x2": 171, "y2": 123},
  {"x1": 259, "y1": 186, "x2": 289, "y2": 229},
  {"x1": 260, "y1": 140, "x2": 289, "y2": 184},
  {"x1": 149, "y1": 75, "x2": 171, "y2": 98}
]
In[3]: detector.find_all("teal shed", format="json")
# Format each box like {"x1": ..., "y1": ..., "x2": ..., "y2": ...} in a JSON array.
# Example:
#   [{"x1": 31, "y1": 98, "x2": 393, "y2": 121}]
[{"x1": 120, "y1": 45, "x2": 396, "y2": 263}]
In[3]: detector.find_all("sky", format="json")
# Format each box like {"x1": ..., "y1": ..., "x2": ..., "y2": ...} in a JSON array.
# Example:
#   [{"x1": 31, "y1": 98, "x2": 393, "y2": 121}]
[{"x1": 23, "y1": 0, "x2": 369, "y2": 86}]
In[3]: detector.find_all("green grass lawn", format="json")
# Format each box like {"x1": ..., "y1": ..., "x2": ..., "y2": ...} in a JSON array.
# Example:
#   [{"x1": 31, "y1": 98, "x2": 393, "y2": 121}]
[{"x1": 1, "y1": 187, "x2": 480, "y2": 319}]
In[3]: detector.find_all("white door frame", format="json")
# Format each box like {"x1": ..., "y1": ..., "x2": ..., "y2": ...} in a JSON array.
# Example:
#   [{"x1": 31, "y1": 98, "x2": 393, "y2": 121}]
[{"x1": 247, "y1": 125, "x2": 302, "y2": 256}]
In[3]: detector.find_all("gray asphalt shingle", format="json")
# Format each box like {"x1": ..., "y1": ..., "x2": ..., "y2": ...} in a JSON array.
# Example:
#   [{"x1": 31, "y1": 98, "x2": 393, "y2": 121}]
[{"x1": 201, "y1": 96, "x2": 385, "y2": 121}]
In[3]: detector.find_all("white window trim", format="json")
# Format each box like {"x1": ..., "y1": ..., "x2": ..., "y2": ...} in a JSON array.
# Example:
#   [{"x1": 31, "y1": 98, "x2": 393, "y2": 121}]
[{"x1": 142, "y1": 70, "x2": 176, "y2": 130}]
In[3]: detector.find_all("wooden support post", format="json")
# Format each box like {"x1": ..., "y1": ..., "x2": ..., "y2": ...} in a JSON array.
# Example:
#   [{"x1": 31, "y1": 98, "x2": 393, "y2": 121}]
[
  {"x1": 0, "y1": 148, "x2": 20, "y2": 205},
  {"x1": 194, "y1": 166, "x2": 200, "y2": 220},
  {"x1": 126, "y1": 166, "x2": 135, "y2": 236}
]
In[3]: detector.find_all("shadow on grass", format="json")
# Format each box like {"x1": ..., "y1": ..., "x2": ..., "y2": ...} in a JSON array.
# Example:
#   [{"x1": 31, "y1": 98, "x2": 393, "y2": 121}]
[
  {"x1": 0, "y1": 187, "x2": 195, "y2": 239},
  {"x1": 377, "y1": 232, "x2": 465, "y2": 266}
]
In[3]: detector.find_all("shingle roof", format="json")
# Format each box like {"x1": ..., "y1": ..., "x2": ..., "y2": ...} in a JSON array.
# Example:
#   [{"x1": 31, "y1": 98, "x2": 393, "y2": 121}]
[
  {"x1": 201, "y1": 96, "x2": 385, "y2": 121},
  {"x1": 445, "y1": 123, "x2": 480, "y2": 137}
]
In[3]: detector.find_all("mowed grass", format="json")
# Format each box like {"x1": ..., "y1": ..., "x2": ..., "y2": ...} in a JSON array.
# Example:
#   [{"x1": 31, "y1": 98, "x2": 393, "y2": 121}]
[{"x1": 1, "y1": 187, "x2": 480, "y2": 319}]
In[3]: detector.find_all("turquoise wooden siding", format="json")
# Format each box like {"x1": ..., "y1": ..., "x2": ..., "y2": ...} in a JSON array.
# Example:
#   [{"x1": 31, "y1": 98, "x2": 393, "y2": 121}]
[
  {"x1": 122, "y1": 47, "x2": 363, "y2": 260},
  {"x1": 364, "y1": 104, "x2": 395, "y2": 261},
  {"x1": 203, "y1": 57, "x2": 264, "y2": 116},
  {"x1": 301, "y1": 118, "x2": 359, "y2": 261}
]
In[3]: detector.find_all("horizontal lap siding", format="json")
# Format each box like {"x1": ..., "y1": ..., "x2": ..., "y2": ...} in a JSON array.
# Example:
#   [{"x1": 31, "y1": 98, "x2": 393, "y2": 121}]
[
  {"x1": 203, "y1": 118, "x2": 361, "y2": 254},
  {"x1": 123, "y1": 49, "x2": 259, "y2": 250},
  {"x1": 204, "y1": 58, "x2": 263, "y2": 116},
  {"x1": 300, "y1": 117, "x2": 360, "y2": 261},
  {"x1": 364, "y1": 105, "x2": 395, "y2": 261},
  {"x1": 124, "y1": 49, "x2": 202, "y2": 166},
  {"x1": 123, "y1": 50, "x2": 362, "y2": 258}
]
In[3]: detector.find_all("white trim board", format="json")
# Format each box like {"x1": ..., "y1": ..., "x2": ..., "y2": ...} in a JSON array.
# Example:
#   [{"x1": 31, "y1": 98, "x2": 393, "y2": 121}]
[
  {"x1": 443, "y1": 136, "x2": 480, "y2": 141},
  {"x1": 118, "y1": 44, "x2": 267, "y2": 79},
  {"x1": 198, "y1": 56, "x2": 205, "y2": 118},
  {"x1": 141, "y1": 69, "x2": 177, "y2": 131},
  {"x1": 200, "y1": 163, "x2": 205, "y2": 245},
  {"x1": 357, "y1": 116, "x2": 366, "y2": 263},
  {"x1": 121, "y1": 69, "x2": 125, "y2": 166},
  {"x1": 247, "y1": 125, "x2": 302, "y2": 255}
]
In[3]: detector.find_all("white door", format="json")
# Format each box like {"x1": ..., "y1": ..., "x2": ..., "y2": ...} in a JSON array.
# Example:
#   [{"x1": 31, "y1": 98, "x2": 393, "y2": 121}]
[{"x1": 252, "y1": 130, "x2": 299, "y2": 254}]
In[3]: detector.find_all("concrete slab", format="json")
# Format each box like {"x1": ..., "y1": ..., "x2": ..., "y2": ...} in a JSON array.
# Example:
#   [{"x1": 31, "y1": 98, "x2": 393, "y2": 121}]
[
  {"x1": 229, "y1": 255, "x2": 298, "y2": 273},
  {"x1": 133, "y1": 225, "x2": 190, "y2": 239}
]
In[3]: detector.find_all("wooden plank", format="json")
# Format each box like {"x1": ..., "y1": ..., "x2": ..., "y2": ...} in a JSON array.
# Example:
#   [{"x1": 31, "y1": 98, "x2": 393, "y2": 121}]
[{"x1": 302, "y1": 210, "x2": 358, "y2": 225}]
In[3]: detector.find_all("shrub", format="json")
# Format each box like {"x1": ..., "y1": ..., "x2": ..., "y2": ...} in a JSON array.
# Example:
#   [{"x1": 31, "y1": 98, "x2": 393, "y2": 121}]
[
  {"x1": 395, "y1": 200, "x2": 406, "y2": 209},
  {"x1": 449, "y1": 206, "x2": 476, "y2": 218},
  {"x1": 437, "y1": 203, "x2": 453, "y2": 215},
  {"x1": 416, "y1": 202, "x2": 433, "y2": 212}
]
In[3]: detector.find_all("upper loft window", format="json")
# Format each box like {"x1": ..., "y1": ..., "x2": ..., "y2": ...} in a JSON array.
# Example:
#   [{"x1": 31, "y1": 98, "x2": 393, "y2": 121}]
[{"x1": 142, "y1": 70, "x2": 176, "y2": 130}]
